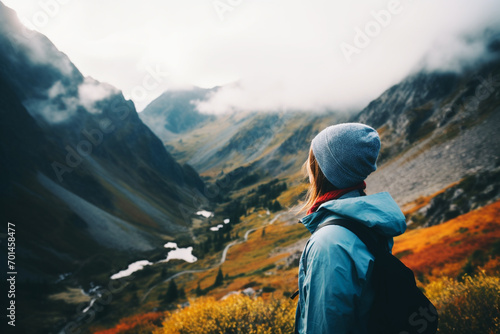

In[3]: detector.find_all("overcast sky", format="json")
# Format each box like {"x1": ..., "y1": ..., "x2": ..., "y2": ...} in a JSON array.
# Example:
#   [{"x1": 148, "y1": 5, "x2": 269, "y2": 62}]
[{"x1": 3, "y1": 0, "x2": 500, "y2": 112}]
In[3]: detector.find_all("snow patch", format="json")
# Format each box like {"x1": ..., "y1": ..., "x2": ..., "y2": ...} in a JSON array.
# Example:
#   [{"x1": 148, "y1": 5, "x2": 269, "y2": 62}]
[
  {"x1": 196, "y1": 210, "x2": 214, "y2": 218},
  {"x1": 210, "y1": 224, "x2": 224, "y2": 231},
  {"x1": 111, "y1": 260, "x2": 152, "y2": 280}
]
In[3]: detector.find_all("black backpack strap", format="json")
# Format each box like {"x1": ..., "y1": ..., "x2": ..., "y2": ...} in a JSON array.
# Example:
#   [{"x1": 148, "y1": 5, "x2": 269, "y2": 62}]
[
  {"x1": 314, "y1": 218, "x2": 389, "y2": 259},
  {"x1": 291, "y1": 218, "x2": 387, "y2": 300}
]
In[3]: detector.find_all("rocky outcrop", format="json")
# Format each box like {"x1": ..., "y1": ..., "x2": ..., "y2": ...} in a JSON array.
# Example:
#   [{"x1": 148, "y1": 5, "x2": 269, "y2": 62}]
[{"x1": 407, "y1": 167, "x2": 500, "y2": 227}]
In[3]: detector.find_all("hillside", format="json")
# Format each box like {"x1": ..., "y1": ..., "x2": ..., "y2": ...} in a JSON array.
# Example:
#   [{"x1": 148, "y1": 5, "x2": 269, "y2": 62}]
[
  {"x1": 394, "y1": 200, "x2": 500, "y2": 279},
  {"x1": 94, "y1": 195, "x2": 500, "y2": 333},
  {"x1": 159, "y1": 53, "x2": 500, "y2": 209},
  {"x1": 164, "y1": 110, "x2": 344, "y2": 176},
  {"x1": 88, "y1": 27, "x2": 500, "y2": 334},
  {"x1": 0, "y1": 3, "x2": 208, "y2": 333},
  {"x1": 2, "y1": 1, "x2": 500, "y2": 332},
  {"x1": 359, "y1": 58, "x2": 500, "y2": 204}
]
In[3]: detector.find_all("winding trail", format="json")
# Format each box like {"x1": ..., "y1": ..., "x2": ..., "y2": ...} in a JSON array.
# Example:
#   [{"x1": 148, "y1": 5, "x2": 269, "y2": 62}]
[{"x1": 141, "y1": 212, "x2": 287, "y2": 303}]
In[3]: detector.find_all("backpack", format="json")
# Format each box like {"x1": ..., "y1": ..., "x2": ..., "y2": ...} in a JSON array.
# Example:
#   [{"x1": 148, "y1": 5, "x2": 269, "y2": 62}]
[{"x1": 295, "y1": 218, "x2": 438, "y2": 334}]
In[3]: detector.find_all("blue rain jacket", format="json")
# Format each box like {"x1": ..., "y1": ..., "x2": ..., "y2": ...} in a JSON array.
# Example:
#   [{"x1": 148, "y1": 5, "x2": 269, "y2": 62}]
[{"x1": 295, "y1": 191, "x2": 407, "y2": 334}]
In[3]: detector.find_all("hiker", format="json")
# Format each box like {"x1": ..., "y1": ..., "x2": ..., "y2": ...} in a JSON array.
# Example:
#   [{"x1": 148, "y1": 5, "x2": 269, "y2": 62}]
[{"x1": 295, "y1": 123, "x2": 407, "y2": 333}]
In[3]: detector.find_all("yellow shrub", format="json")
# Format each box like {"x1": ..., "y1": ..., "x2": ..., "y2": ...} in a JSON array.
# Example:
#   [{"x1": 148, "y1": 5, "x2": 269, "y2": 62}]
[
  {"x1": 154, "y1": 294, "x2": 295, "y2": 334},
  {"x1": 425, "y1": 273, "x2": 500, "y2": 334}
]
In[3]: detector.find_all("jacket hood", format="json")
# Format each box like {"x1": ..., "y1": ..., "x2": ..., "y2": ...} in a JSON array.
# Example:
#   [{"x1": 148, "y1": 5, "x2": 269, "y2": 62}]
[{"x1": 300, "y1": 192, "x2": 406, "y2": 237}]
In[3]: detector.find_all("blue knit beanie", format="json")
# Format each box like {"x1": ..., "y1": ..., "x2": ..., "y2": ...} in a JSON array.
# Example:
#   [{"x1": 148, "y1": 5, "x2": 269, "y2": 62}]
[{"x1": 311, "y1": 123, "x2": 380, "y2": 189}]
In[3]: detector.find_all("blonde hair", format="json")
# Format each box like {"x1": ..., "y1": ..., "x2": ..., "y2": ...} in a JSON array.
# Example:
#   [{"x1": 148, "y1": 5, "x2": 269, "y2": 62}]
[{"x1": 300, "y1": 147, "x2": 337, "y2": 214}]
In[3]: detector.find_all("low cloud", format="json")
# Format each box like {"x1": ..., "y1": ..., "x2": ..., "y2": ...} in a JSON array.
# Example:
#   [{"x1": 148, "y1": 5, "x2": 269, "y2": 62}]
[
  {"x1": 23, "y1": 80, "x2": 78, "y2": 123},
  {"x1": 5, "y1": 0, "x2": 500, "y2": 114},
  {"x1": 24, "y1": 78, "x2": 119, "y2": 123},
  {"x1": 195, "y1": 0, "x2": 500, "y2": 114},
  {"x1": 22, "y1": 31, "x2": 75, "y2": 77},
  {"x1": 78, "y1": 77, "x2": 119, "y2": 114}
]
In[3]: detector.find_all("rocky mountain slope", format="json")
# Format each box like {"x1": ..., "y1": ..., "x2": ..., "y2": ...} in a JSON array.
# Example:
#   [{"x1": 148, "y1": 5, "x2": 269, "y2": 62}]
[
  {"x1": 155, "y1": 35, "x2": 500, "y2": 215},
  {"x1": 0, "y1": 2, "x2": 206, "y2": 283},
  {"x1": 35, "y1": 25, "x2": 499, "y2": 334},
  {"x1": 360, "y1": 54, "x2": 500, "y2": 205}
]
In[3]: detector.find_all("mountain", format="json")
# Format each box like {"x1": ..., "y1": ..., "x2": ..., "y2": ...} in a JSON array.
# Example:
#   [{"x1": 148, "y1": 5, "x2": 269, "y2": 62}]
[
  {"x1": 2, "y1": 0, "x2": 498, "y2": 330},
  {"x1": 77, "y1": 28, "x2": 500, "y2": 334},
  {"x1": 0, "y1": 4, "x2": 209, "y2": 331},
  {"x1": 128, "y1": 29, "x2": 500, "y2": 313},
  {"x1": 156, "y1": 33, "x2": 500, "y2": 211},
  {"x1": 139, "y1": 88, "x2": 216, "y2": 141},
  {"x1": 164, "y1": 110, "x2": 348, "y2": 190},
  {"x1": 358, "y1": 55, "x2": 500, "y2": 205}
]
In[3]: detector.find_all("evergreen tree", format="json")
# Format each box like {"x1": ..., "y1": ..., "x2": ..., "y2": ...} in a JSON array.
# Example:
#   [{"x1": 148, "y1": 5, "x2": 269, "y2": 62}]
[
  {"x1": 214, "y1": 267, "x2": 224, "y2": 287},
  {"x1": 195, "y1": 282, "x2": 203, "y2": 296},
  {"x1": 178, "y1": 286, "x2": 186, "y2": 299},
  {"x1": 164, "y1": 279, "x2": 178, "y2": 303},
  {"x1": 271, "y1": 200, "x2": 282, "y2": 212}
]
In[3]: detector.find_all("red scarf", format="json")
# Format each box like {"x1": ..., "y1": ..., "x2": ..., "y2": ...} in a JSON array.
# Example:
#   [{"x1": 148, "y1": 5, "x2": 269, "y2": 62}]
[{"x1": 307, "y1": 181, "x2": 366, "y2": 215}]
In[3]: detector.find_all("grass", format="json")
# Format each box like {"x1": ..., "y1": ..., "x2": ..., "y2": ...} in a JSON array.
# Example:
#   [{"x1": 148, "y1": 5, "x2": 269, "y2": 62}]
[
  {"x1": 89, "y1": 177, "x2": 500, "y2": 332},
  {"x1": 95, "y1": 195, "x2": 500, "y2": 334},
  {"x1": 48, "y1": 287, "x2": 92, "y2": 304},
  {"x1": 184, "y1": 215, "x2": 308, "y2": 299},
  {"x1": 96, "y1": 273, "x2": 500, "y2": 334}
]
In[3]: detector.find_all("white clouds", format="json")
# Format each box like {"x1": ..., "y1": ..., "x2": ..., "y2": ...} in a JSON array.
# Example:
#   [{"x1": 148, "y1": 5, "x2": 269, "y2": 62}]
[
  {"x1": 23, "y1": 78, "x2": 118, "y2": 123},
  {"x1": 4, "y1": 0, "x2": 500, "y2": 113},
  {"x1": 18, "y1": 30, "x2": 75, "y2": 76},
  {"x1": 78, "y1": 77, "x2": 118, "y2": 114}
]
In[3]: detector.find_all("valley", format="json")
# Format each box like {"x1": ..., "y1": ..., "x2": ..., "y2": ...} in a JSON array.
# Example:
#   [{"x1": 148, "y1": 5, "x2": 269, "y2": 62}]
[{"x1": 0, "y1": 1, "x2": 499, "y2": 333}]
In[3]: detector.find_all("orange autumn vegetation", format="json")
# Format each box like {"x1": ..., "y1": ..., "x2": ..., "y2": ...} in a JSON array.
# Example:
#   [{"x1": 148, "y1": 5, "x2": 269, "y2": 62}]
[
  {"x1": 154, "y1": 295, "x2": 295, "y2": 334},
  {"x1": 93, "y1": 312, "x2": 165, "y2": 334},
  {"x1": 97, "y1": 196, "x2": 500, "y2": 333},
  {"x1": 393, "y1": 200, "x2": 500, "y2": 278}
]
